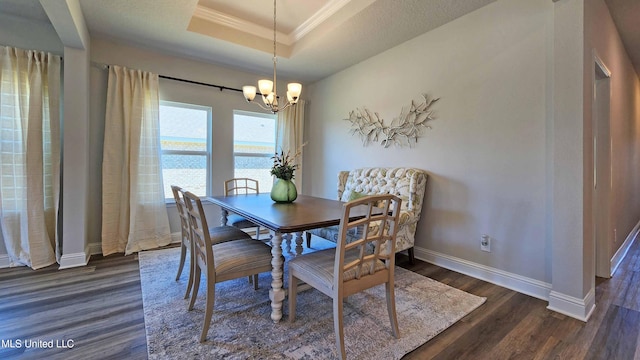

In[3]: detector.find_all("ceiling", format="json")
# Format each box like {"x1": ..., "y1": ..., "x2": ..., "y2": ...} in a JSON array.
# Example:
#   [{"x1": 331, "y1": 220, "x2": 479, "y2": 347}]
[{"x1": 1, "y1": 0, "x2": 639, "y2": 82}]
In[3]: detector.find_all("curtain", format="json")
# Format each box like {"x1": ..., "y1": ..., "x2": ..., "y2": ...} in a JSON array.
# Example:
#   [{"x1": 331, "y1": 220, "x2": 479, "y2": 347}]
[
  {"x1": 101, "y1": 65, "x2": 171, "y2": 255},
  {"x1": 276, "y1": 100, "x2": 305, "y2": 190},
  {"x1": 0, "y1": 47, "x2": 61, "y2": 269}
]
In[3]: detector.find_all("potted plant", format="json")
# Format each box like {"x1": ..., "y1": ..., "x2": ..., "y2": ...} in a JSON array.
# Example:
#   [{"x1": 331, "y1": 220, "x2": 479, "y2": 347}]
[{"x1": 270, "y1": 146, "x2": 301, "y2": 203}]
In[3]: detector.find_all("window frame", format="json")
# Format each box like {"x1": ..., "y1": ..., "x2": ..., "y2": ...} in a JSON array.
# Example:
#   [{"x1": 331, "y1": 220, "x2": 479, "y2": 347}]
[{"x1": 159, "y1": 100, "x2": 212, "y2": 201}]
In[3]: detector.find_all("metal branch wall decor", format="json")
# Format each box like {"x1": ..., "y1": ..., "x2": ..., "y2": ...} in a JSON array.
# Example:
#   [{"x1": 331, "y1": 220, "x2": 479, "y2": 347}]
[{"x1": 345, "y1": 94, "x2": 439, "y2": 148}]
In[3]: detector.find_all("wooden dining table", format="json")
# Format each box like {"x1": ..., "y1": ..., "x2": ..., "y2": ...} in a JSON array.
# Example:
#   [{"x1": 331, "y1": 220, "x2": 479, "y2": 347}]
[{"x1": 206, "y1": 193, "x2": 357, "y2": 323}]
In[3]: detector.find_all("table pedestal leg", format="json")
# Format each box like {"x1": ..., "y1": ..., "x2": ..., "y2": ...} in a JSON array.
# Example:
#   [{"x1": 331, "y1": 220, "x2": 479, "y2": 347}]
[
  {"x1": 220, "y1": 209, "x2": 229, "y2": 226},
  {"x1": 269, "y1": 231, "x2": 285, "y2": 323},
  {"x1": 294, "y1": 231, "x2": 304, "y2": 255}
]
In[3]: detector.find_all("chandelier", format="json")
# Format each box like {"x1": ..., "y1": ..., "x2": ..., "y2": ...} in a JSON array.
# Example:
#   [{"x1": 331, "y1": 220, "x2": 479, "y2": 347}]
[{"x1": 242, "y1": 0, "x2": 301, "y2": 113}]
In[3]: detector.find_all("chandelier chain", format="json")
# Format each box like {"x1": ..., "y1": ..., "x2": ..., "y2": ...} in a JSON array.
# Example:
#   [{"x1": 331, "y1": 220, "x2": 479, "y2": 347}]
[{"x1": 272, "y1": 0, "x2": 277, "y2": 90}]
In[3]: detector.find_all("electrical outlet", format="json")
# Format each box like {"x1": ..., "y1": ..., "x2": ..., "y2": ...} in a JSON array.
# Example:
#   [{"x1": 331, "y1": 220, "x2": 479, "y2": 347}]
[{"x1": 481, "y1": 234, "x2": 491, "y2": 252}]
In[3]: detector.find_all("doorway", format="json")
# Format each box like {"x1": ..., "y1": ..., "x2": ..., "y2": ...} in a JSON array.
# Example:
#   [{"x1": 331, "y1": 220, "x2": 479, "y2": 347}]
[{"x1": 593, "y1": 54, "x2": 612, "y2": 279}]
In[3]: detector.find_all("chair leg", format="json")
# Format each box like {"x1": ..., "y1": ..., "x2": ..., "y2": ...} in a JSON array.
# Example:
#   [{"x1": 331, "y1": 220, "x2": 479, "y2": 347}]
[
  {"x1": 252, "y1": 274, "x2": 259, "y2": 290},
  {"x1": 288, "y1": 274, "x2": 298, "y2": 322},
  {"x1": 184, "y1": 243, "x2": 194, "y2": 299},
  {"x1": 188, "y1": 266, "x2": 201, "y2": 311},
  {"x1": 385, "y1": 281, "x2": 399, "y2": 338},
  {"x1": 305, "y1": 232, "x2": 312, "y2": 248},
  {"x1": 333, "y1": 297, "x2": 346, "y2": 360},
  {"x1": 200, "y1": 274, "x2": 215, "y2": 342},
  {"x1": 176, "y1": 242, "x2": 187, "y2": 281},
  {"x1": 408, "y1": 247, "x2": 415, "y2": 265},
  {"x1": 255, "y1": 226, "x2": 260, "y2": 241}
]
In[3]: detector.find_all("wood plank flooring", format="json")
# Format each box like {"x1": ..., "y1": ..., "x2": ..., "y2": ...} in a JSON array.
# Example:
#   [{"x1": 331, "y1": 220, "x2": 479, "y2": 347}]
[{"x1": 1, "y1": 238, "x2": 639, "y2": 359}]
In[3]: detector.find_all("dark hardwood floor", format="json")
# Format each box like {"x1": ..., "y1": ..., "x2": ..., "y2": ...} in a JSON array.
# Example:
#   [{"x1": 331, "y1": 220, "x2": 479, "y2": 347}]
[{"x1": 1, "y1": 238, "x2": 639, "y2": 360}]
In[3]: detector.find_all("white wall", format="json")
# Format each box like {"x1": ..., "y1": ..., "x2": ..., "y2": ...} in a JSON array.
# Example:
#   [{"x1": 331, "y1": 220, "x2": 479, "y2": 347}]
[
  {"x1": 306, "y1": 0, "x2": 551, "y2": 284},
  {"x1": 549, "y1": 0, "x2": 589, "y2": 317},
  {"x1": 0, "y1": 13, "x2": 63, "y2": 55}
]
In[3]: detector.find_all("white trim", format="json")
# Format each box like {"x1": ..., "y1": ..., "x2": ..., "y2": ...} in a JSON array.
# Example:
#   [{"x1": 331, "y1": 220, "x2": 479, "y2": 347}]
[
  {"x1": 414, "y1": 247, "x2": 552, "y2": 301},
  {"x1": 58, "y1": 247, "x2": 90, "y2": 269},
  {"x1": 292, "y1": 0, "x2": 352, "y2": 41},
  {"x1": 610, "y1": 219, "x2": 640, "y2": 276},
  {"x1": 0, "y1": 253, "x2": 10, "y2": 268},
  {"x1": 193, "y1": 6, "x2": 294, "y2": 45},
  {"x1": 547, "y1": 289, "x2": 596, "y2": 322},
  {"x1": 593, "y1": 50, "x2": 612, "y2": 78}
]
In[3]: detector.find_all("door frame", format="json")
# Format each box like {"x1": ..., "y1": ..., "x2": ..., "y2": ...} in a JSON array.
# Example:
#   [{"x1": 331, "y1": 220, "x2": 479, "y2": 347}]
[{"x1": 592, "y1": 51, "x2": 612, "y2": 279}]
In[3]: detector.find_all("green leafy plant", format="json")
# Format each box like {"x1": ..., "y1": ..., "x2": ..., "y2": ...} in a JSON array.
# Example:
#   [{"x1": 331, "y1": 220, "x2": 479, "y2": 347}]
[{"x1": 270, "y1": 145, "x2": 303, "y2": 181}]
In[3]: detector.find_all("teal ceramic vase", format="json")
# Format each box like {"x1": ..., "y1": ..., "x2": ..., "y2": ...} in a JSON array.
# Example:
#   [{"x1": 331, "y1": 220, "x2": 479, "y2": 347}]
[{"x1": 271, "y1": 178, "x2": 297, "y2": 203}]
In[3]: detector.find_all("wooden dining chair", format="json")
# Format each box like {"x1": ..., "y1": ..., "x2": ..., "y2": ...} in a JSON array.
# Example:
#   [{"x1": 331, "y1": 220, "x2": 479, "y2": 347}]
[
  {"x1": 224, "y1": 178, "x2": 263, "y2": 240},
  {"x1": 288, "y1": 194, "x2": 402, "y2": 360},
  {"x1": 171, "y1": 185, "x2": 254, "y2": 299},
  {"x1": 171, "y1": 185, "x2": 196, "y2": 298},
  {"x1": 182, "y1": 190, "x2": 273, "y2": 342}
]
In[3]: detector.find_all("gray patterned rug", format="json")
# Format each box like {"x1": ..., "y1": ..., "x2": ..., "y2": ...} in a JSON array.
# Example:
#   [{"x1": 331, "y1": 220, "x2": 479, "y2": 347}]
[{"x1": 139, "y1": 241, "x2": 485, "y2": 360}]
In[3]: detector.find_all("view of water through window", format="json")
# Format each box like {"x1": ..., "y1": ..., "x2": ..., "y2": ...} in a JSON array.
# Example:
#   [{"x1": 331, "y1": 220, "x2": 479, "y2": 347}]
[
  {"x1": 233, "y1": 111, "x2": 276, "y2": 193},
  {"x1": 159, "y1": 106, "x2": 276, "y2": 199},
  {"x1": 159, "y1": 103, "x2": 210, "y2": 198}
]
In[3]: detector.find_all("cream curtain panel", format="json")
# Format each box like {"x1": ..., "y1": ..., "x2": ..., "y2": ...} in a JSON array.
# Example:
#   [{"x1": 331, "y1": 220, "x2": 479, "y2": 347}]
[
  {"x1": 276, "y1": 100, "x2": 305, "y2": 190},
  {"x1": 102, "y1": 65, "x2": 171, "y2": 255},
  {"x1": 0, "y1": 47, "x2": 61, "y2": 269}
]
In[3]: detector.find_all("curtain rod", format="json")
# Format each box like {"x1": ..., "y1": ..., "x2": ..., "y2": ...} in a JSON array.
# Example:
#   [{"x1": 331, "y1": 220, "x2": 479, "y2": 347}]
[
  {"x1": 90, "y1": 61, "x2": 243, "y2": 93},
  {"x1": 158, "y1": 75, "x2": 242, "y2": 93}
]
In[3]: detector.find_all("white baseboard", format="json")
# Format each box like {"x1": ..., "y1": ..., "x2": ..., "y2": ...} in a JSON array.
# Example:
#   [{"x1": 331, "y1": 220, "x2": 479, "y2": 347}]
[
  {"x1": 610, "y1": 219, "x2": 640, "y2": 276},
  {"x1": 414, "y1": 247, "x2": 552, "y2": 301},
  {"x1": 58, "y1": 247, "x2": 90, "y2": 269},
  {"x1": 547, "y1": 288, "x2": 596, "y2": 322},
  {"x1": 88, "y1": 234, "x2": 182, "y2": 257},
  {"x1": 0, "y1": 253, "x2": 10, "y2": 268},
  {"x1": 414, "y1": 246, "x2": 601, "y2": 321}
]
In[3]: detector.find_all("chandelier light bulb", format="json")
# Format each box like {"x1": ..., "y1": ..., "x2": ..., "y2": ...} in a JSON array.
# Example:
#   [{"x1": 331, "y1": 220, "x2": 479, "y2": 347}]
[
  {"x1": 242, "y1": 86, "x2": 257, "y2": 101},
  {"x1": 263, "y1": 92, "x2": 275, "y2": 106},
  {"x1": 258, "y1": 80, "x2": 273, "y2": 96},
  {"x1": 287, "y1": 83, "x2": 302, "y2": 98}
]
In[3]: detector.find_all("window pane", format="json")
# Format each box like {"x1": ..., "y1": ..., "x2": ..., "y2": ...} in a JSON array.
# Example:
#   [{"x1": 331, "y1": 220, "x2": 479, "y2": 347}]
[
  {"x1": 233, "y1": 111, "x2": 276, "y2": 193},
  {"x1": 233, "y1": 113, "x2": 275, "y2": 155},
  {"x1": 160, "y1": 105, "x2": 208, "y2": 151},
  {"x1": 234, "y1": 155, "x2": 273, "y2": 193},
  {"x1": 162, "y1": 154, "x2": 207, "y2": 197}
]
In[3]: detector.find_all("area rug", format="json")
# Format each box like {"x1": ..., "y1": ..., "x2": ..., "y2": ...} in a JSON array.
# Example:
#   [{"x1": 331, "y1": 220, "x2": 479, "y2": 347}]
[{"x1": 139, "y1": 243, "x2": 486, "y2": 360}]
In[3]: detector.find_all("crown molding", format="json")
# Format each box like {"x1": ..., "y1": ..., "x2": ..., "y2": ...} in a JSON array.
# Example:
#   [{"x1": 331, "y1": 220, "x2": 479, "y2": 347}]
[
  {"x1": 193, "y1": 0, "x2": 356, "y2": 47},
  {"x1": 291, "y1": 0, "x2": 352, "y2": 42},
  {"x1": 193, "y1": 5, "x2": 294, "y2": 46}
]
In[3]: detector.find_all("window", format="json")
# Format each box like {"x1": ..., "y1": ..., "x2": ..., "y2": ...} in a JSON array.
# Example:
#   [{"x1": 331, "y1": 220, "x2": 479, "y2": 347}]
[
  {"x1": 159, "y1": 101, "x2": 211, "y2": 199},
  {"x1": 233, "y1": 111, "x2": 276, "y2": 193}
]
